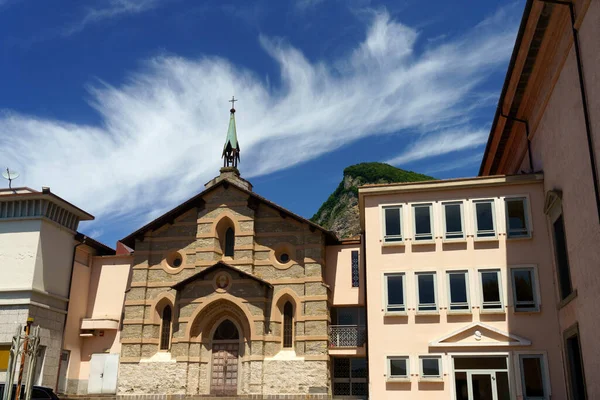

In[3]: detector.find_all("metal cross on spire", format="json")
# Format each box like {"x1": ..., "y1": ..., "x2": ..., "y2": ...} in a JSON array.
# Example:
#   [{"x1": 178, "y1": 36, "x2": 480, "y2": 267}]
[{"x1": 229, "y1": 96, "x2": 237, "y2": 112}]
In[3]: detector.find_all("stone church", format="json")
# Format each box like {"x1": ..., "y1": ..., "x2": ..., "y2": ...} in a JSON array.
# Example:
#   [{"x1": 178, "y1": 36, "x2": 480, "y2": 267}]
[{"x1": 117, "y1": 103, "x2": 339, "y2": 397}]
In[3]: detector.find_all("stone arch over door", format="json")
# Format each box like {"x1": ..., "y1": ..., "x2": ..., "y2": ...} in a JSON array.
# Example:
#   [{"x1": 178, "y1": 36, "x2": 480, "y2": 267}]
[{"x1": 188, "y1": 298, "x2": 254, "y2": 396}]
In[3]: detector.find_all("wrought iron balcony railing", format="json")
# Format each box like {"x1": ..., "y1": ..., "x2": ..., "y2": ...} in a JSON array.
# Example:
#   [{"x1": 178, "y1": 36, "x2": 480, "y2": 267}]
[{"x1": 329, "y1": 325, "x2": 366, "y2": 348}]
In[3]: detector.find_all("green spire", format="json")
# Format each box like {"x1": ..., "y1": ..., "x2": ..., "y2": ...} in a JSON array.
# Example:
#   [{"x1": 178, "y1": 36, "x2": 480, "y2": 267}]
[{"x1": 222, "y1": 97, "x2": 240, "y2": 168}]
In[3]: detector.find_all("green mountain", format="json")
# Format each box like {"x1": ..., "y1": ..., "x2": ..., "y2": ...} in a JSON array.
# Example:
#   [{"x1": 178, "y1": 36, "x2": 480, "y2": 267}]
[{"x1": 311, "y1": 162, "x2": 435, "y2": 238}]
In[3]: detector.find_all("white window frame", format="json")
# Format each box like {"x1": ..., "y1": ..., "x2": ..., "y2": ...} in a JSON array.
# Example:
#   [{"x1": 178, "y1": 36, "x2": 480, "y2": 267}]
[
  {"x1": 412, "y1": 203, "x2": 434, "y2": 242},
  {"x1": 505, "y1": 196, "x2": 532, "y2": 239},
  {"x1": 387, "y1": 356, "x2": 410, "y2": 381},
  {"x1": 446, "y1": 270, "x2": 470, "y2": 313},
  {"x1": 416, "y1": 272, "x2": 438, "y2": 313},
  {"x1": 442, "y1": 201, "x2": 465, "y2": 241},
  {"x1": 382, "y1": 205, "x2": 403, "y2": 244},
  {"x1": 473, "y1": 199, "x2": 497, "y2": 239},
  {"x1": 517, "y1": 353, "x2": 550, "y2": 400},
  {"x1": 511, "y1": 266, "x2": 540, "y2": 312},
  {"x1": 479, "y1": 269, "x2": 504, "y2": 312},
  {"x1": 383, "y1": 272, "x2": 406, "y2": 314},
  {"x1": 419, "y1": 355, "x2": 442, "y2": 380}
]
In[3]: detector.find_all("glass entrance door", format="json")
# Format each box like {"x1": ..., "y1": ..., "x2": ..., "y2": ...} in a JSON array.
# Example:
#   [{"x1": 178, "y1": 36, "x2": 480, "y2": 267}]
[{"x1": 470, "y1": 373, "x2": 495, "y2": 400}]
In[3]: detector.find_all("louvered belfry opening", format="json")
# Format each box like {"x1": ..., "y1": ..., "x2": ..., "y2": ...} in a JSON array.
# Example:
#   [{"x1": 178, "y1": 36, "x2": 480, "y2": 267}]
[
  {"x1": 160, "y1": 305, "x2": 172, "y2": 350},
  {"x1": 224, "y1": 227, "x2": 235, "y2": 257},
  {"x1": 283, "y1": 302, "x2": 294, "y2": 348}
]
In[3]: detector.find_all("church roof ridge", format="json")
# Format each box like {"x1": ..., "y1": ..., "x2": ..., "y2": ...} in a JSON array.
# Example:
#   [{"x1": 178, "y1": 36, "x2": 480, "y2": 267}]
[{"x1": 119, "y1": 178, "x2": 339, "y2": 248}]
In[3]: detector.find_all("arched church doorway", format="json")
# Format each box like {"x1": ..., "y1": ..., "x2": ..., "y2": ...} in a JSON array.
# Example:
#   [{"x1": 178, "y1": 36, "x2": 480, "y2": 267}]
[{"x1": 210, "y1": 319, "x2": 240, "y2": 396}]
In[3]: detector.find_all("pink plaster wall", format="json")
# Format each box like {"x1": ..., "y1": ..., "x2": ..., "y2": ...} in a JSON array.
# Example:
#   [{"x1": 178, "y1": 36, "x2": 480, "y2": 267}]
[
  {"x1": 362, "y1": 180, "x2": 567, "y2": 399},
  {"x1": 514, "y1": 2, "x2": 600, "y2": 396},
  {"x1": 325, "y1": 243, "x2": 363, "y2": 306}
]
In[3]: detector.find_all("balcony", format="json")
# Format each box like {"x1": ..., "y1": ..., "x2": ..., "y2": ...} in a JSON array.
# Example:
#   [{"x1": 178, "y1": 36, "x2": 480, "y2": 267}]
[{"x1": 329, "y1": 325, "x2": 366, "y2": 348}]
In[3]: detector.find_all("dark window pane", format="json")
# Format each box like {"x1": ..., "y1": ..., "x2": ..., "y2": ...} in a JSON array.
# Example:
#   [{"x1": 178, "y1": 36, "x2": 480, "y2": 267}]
[
  {"x1": 422, "y1": 358, "x2": 440, "y2": 376},
  {"x1": 553, "y1": 215, "x2": 572, "y2": 299},
  {"x1": 160, "y1": 305, "x2": 172, "y2": 350},
  {"x1": 414, "y1": 206, "x2": 432, "y2": 240},
  {"x1": 336, "y1": 308, "x2": 358, "y2": 325},
  {"x1": 476, "y1": 202, "x2": 495, "y2": 235},
  {"x1": 566, "y1": 334, "x2": 586, "y2": 400},
  {"x1": 418, "y1": 274, "x2": 436, "y2": 310},
  {"x1": 445, "y1": 204, "x2": 463, "y2": 236},
  {"x1": 351, "y1": 382, "x2": 368, "y2": 396},
  {"x1": 481, "y1": 272, "x2": 501, "y2": 307},
  {"x1": 385, "y1": 208, "x2": 401, "y2": 237},
  {"x1": 507, "y1": 199, "x2": 528, "y2": 237},
  {"x1": 455, "y1": 372, "x2": 469, "y2": 400},
  {"x1": 283, "y1": 302, "x2": 293, "y2": 348},
  {"x1": 496, "y1": 372, "x2": 510, "y2": 400},
  {"x1": 522, "y1": 357, "x2": 545, "y2": 397},
  {"x1": 454, "y1": 357, "x2": 507, "y2": 370},
  {"x1": 449, "y1": 273, "x2": 468, "y2": 307},
  {"x1": 351, "y1": 358, "x2": 367, "y2": 378},
  {"x1": 387, "y1": 275, "x2": 404, "y2": 311},
  {"x1": 333, "y1": 382, "x2": 350, "y2": 395},
  {"x1": 351, "y1": 250, "x2": 359, "y2": 288},
  {"x1": 224, "y1": 227, "x2": 235, "y2": 257},
  {"x1": 333, "y1": 358, "x2": 350, "y2": 378},
  {"x1": 390, "y1": 359, "x2": 407, "y2": 377},
  {"x1": 513, "y1": 269, "x2": 535, "y2": 308}
]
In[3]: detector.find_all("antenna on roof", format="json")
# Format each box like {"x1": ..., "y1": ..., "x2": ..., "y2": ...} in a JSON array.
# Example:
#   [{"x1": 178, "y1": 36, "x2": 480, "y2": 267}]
[{"x1": 2, "y1": 168, "x2": 19, "y2": 189}]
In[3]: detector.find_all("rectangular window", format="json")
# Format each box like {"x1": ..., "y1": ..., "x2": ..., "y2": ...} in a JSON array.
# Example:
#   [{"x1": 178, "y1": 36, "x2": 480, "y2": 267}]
[
  {"x1": 332, "y1": 358, "x2": 368, "y2": 396},
  {"x1": 413, "y1": 204, "x2": 433, "y2": 241},
  {"x1": 519, "y1": 354, "x2": 547, "y2": 400},
  {"x1": 443, "y1": 202, "x2": 464, "y2": 240},
  {"x1": 512, "y1": 268, "x2": 538, "y2": 312},
  {"x1": 479, "y1": 270, "x2": 503, "y2": 310},
  {"x1": 553, "y1": 214, "x2": 573, "y2": 300},
  {"x1": 384, "y1": 273, "x2": 406, "y2": 313},
  {"x1": 565, "y1": 331, "x2": 587, "y2": 400},
  {"x1": 383, "y1": 206, "x2": 403, "y2": 243},
  {"x1": 420, "y1": 356, "x2": 442, "y2": 378},
  {"x1": 416, "y1": 272, "x2": 437, "y2": 312},
  {"x1": 388, "y1": 356, "x2": 409, "y2": 379},
  {"x1": 506, "y1": 197, "x2": 530, "y2": 238},
  {"x1": 351, "y1": 250, "x2": 359, "y2": 288},
  {"x1": 447, "y1": 271, "x2": 469, "y2": 312},
  {"x1": 474, "y1": 200, "x2": 496, "y2": 238},
  {"x1": 0, "y1": 345, "x2": 10, "y2": 372}
]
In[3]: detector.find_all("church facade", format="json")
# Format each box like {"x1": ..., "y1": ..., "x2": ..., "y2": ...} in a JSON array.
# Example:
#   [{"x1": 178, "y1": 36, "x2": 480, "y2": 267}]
[{"x1": 116, "y1": 106, "x2": 338, "y2": 397}]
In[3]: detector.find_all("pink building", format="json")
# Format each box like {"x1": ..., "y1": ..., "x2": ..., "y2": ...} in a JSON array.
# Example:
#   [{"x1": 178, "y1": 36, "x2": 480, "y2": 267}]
[
  {"x1": 359, "y1": 174, "x2": 567, "y2": 400},
  {"x1": 480, "y1": 0, "x2": 600, "y2": 398}
]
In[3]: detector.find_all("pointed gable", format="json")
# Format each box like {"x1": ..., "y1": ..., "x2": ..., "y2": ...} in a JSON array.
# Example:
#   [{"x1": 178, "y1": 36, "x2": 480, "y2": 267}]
[{"x1": 429, "y1": 322, "x2": 531, "y2": 348}]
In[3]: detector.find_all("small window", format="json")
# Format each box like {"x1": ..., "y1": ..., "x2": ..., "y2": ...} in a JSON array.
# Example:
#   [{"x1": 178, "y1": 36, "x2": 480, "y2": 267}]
[
  {"x1": 519, "y1": 354, "x2": 547, "y2": 400},
  {"x1": 166, "y1": 252, "x2": 183, "y2": 269},
  {"x1": 283, "y1": 302, "x2": 294, "y2": 348},
  {"x1": 278, "y1": 253, "x2": 290, "y2": 263},
  {"x1": 383, "y1": 206, "x2": 403, "y2": 243},
  {"x1": 447, "y1": 271, "x2": 469, "y2": 312},
  {"x1": 553, "y1": 214, "x2": 573, "y2": 300},
  {"x1": 384, "y1": 273, "x2": 405, "y2": 313},
  {"x1": 387, "y1": 356, "x2": 409, "y2": 379},
  {"x1": 351, "y1": 250, "x2": 359, "y2": 288},
  {"x1": 512, "y1": 268, "x2": 539, "y2": 312},
  {"x1": 479, "y1": 270, "x2": 503, "y2": 310},
  {"x1": 159, "y1": 305, "x2": 172, "y2": 350},
  {"x1": 443, "y1": 202, "x2": 464, "y2": 240},
  {"x1": 474, "y1": 200, "x2": 496, "y2": 238},
  {"x1": 416, "y1": 272, "x2": 437, "y2": 312},
  {"x1": 506, "y1": 197, "x2": 531, "y2": 238},
  {"x1": 224, "y1": 227, "x2": 235, "y2": 257},
  {"x1": 420, "y1": 356, "x2": 442, "y2": 378},
  {"x1": 413, "y1": 204, "x2": 433, "y2": 241}
]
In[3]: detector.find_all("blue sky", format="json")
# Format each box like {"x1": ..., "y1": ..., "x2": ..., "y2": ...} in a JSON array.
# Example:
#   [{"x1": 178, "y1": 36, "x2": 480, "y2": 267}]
[{"x1": 0, "y1": 0, "x2": 525, "y2": 246}]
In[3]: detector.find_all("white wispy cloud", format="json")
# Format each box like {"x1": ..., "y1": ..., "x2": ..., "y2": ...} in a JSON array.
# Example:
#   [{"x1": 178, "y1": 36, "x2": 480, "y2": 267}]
[
  {"x1": 64, "y1": 0, "x2": 162, "y2": 35},
  {"x1": 386, "y1": 129, "x2": 489, "y2": 165},
  {"x1": 0, "y1": 6, "x2": 518, "y2": 236}
]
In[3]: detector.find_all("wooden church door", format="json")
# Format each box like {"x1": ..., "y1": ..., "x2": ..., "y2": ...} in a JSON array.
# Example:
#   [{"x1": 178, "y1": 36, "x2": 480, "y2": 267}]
[{"x1": 210, "y1": 320, "x2": 240, "y2": 396}]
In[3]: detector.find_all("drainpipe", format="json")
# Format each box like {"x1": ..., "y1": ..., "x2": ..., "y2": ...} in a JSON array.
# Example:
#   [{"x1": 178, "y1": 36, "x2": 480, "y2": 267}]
[
  {"x1": 54, "y1": 233, "x2": 85, "y2": 392},
  {"x1": 361, "y1": 231, "x2": 370, "y2": 399},
  {"x1": 539, "y1": 0, "x2": 600, "y2": 224},
  {"x1": 499, "y1": 112, "x2": 534, "y2": 173}
]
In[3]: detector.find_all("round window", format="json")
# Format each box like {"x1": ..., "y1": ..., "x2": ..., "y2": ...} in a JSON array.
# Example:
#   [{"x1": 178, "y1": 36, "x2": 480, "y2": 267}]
[
  {"x1": 167, "y1": 252, "x2": 183, "y2": 269},
  {"x1": 278, "y1": 253, "x2": 290, "y2": 263}
]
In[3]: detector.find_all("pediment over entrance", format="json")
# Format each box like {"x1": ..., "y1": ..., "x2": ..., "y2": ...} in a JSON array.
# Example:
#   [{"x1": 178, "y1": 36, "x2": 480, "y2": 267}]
[
  {"x1": 429, "y1": 322, "x2": 531, "y2": 348},
  {"x1": 171, "y1": 261, "x2": 273, "y2": 290}
]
